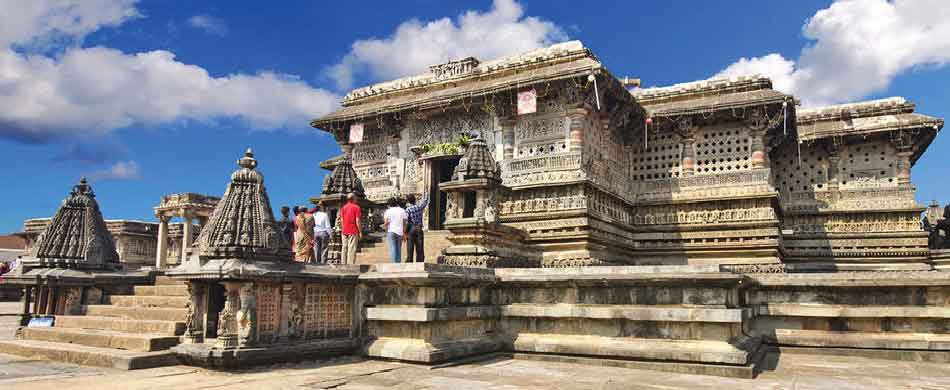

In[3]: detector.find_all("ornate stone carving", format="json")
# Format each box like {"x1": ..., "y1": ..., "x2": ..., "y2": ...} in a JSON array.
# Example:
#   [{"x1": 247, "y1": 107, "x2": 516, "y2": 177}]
[{"x1": 237, "y1": 283, "x2": 257, "y2": 347}]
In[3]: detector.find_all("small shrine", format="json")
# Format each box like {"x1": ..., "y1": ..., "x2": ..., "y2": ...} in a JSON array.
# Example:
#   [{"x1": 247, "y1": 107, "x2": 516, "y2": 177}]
[{"x1": 169, "y1": 149, "x2": 363, "y2": 368}]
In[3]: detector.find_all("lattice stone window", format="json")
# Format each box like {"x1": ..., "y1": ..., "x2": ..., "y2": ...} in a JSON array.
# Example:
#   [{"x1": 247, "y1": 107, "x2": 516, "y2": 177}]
[
  {"x1": 839, "y1": 141, "x2": 897, "y2": 190},
  {"x1": 694, "y1": 127, "x2": 751, "y2": 175},
  {"x1": 303, "y1": 284, "x2": 352, "y2": 339},
  {"x1": 630, "y1": 131, "x2": 682, "y2": 181},
  {"x1": 256, "y1": 284, "x2": 281, "y2": 341},
  {"x1": 771, "y1": 142, "x2": 829, "y2": 193}
]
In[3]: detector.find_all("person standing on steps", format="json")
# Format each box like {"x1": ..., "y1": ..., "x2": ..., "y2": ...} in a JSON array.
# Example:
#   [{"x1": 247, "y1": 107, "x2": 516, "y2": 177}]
[
  {"x1": 312, "y1": 202, "x2": 331, "y2": 264},
  {"x1": 340, "y1": 193, "x2": 363, "y2": 264},
  {"x1": 404, "y1": 193, "x2": 429, "y2": 263},
  {"x1": 383, "y1": 197, "x2": 408, "y2": 263}
]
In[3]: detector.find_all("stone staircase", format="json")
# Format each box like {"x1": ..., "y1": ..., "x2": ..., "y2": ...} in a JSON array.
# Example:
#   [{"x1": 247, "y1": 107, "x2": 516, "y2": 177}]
[
  {"x1": 0, "y1": 276, "x2": 186, "y2": 369},
  {"x1": 356, "y1": 230, "x2": 454, "y2": 264}
]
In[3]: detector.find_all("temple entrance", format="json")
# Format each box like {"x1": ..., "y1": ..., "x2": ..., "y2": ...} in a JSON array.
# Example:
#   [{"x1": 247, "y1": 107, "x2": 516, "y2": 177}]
[
  {"x1": 428, "y1": 157, "x2": 461, "y2": 230},
  {"x1": 205, "y1": 283, "x2": 226, "y2": 339}
]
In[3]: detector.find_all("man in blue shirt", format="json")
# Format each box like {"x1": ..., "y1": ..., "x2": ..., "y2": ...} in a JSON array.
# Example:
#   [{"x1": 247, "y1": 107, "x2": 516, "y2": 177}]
[{"x1": 404, "y1": 194, "x2": 429, "y2": 263}]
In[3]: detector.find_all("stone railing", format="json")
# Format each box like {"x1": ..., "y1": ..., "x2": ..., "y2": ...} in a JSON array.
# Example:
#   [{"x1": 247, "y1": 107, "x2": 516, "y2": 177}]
[
  {"x1": 635, "y1": 169, "x2": 773, "y2": 203},
  {"x1": 781, "y1": 187, "x2": 918, "y2": 213},
  {"x1": 501, "y1": 152, "x2": 584, "y2": 188}
]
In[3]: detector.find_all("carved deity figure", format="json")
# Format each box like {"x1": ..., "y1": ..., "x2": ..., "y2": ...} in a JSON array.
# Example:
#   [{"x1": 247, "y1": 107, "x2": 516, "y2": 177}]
[{"x1": 236, "y1": 283, "x2": 257, "y2": 346}]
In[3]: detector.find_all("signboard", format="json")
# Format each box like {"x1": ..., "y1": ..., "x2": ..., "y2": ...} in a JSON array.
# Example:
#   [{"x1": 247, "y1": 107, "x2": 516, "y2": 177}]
[
  {"x1": 28, "y1": 317, "x2": 54, "y2": 328},
  {"x1": 349, "y1": 122, "x2": 364, "y2": 144},
  {"x1": 517, "y1": 88, "x2": 537, "y2": 115}
]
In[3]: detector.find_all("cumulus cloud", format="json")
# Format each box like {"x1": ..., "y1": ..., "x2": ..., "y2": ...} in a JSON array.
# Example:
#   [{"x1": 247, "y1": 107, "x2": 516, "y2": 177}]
[
  {"x1": 326, "y1": 0, "x2": 567, "y2": 90},
  {"x1": 715, "y1": 0, "x2": 950, "y2": 106},
  {"x1": 186, "y1": 14, "x2": 228, "y2": 36},
  {"x1": 0, "y1": 0, "x2": 339, "y2": 144},
  {"x1": 88, "y1": 160, "x2": 140, "y2": 181}
]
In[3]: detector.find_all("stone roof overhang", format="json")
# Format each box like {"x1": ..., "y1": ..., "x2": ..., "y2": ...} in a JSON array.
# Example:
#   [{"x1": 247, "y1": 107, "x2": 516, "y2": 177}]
[
  {"x1": 633, "y1": 76, "x2": 792, "y2": 117},
  {"x1": 1, "y1": 268, "x2": 152, "y2": 287},
  {"x1": 166, "y1": 258, "x2": 364, "y2": 284},
  {"x1": 312, "y1": 44, "x2": 606, "y2": 129},
  {"x1": 795, "y1": 97, "x2": 944, "y2": 164}
]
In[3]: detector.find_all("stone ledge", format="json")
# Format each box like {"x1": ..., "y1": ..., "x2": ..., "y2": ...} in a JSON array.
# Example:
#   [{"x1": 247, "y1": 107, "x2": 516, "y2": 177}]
[
  {"x1": 509, "y1": 333, "x2": 756, "y2": 365},
  {"x1": 174, "y1": 338, "x2": 359, "y2": 368},
  {"x1": 502, "y1": 304, "x2": 745, "y2": 323},
  {"x1": 360, "y1": 263, "x2": 498, "y2": 286},
  {"x1": 770, "y1": 329, "x2": 950, "y2": 350},
  {"x1": 21, "y1": 327, "x2": 180, "y2": 352},
  {"x1": 0, "y1": 339, "x2": 177, "y2": 369},
  {"x1": 133, "y1": 285, "x2": 189, "y2": 296},
  {"x1": 364, "y1": 336, "x2": 504, "y2": 363},
  {"x1": 365, "y1": 306, "x2": 501, "y2": 322},
  {"x1": 84, "y1": 305, "x2": 188, "y2": 321},
  {"x1": 496, "y1": 272, "x2": 744, "y2": 286},
  {"x1": 107, "y1": 295, "x2": 189, "y2": 308},
  {"x1": 748, "y1": 272, "x2": 950, "y2": 287},
  {"x1": 756, "y1": 304, "x2": 950, "y2": 318}
]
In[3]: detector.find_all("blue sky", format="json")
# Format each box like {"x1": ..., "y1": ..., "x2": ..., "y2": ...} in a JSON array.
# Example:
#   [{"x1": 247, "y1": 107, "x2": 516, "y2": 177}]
[{"x1": 1, "y1": 0, "x2": 948, "y2": 234}]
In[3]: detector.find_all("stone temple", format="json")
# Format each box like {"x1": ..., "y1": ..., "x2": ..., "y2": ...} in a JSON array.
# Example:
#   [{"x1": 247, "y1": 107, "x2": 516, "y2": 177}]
[{"x1": 1, "y1": 41, "x2": 950, "y2": 378}]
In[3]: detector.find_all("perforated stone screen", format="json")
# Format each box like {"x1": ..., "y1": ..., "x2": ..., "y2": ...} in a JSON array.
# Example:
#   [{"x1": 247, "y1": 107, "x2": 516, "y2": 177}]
[
  {"x1": 303, "y1": 284, "x2": 352, "y2": 339},
  {"x1": 694, "y1": 127, "x2": 751, "y2": 175}
]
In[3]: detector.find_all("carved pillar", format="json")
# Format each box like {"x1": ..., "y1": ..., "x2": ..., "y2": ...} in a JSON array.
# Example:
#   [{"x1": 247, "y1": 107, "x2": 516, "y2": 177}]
[
  {"x1": 826, "y1": 154, "x2": 840, "y2": 192},
  {"x1": 46, "y1": 287, "x2": 57, "y2": 315},
  {"x1": 681, "y1": 138, "x2": 696, "y2": 177},
  {"x1": 501, "y1": 118, "x2": 516, "y2": 160},
  {"x1": 183, "y1": 283, "x2": 205, "y2": 344},
  {"x1": 237, "y1": 283, "x2": 257, "y2": 347},
  {"x1": 896, "y1": 149, "x2": 913, "y2": 186},
  {"x1": 33, "y1": 287, "x2": 44, "y2": 315},
  {"x1": 20, "y1": 286, "x2": 32, "y2": 326},
  {"x1": 155, "y1": 214, "x2": 170, "y2": 268},
  {"x1": 216, "y1": 281, "x2": 241, "y2": 349},
  {"x1": 568, "y1": 107, "x2": 588, "y2": 153},
  {"x1": 750, "y1": 130, "x2": 767, "y2": 169}
]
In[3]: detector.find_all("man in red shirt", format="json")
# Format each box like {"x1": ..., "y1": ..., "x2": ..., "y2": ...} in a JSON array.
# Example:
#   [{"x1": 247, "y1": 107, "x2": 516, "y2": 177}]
[{"x1": 340, "y1": 193, "x2": 363, "y2": 264}]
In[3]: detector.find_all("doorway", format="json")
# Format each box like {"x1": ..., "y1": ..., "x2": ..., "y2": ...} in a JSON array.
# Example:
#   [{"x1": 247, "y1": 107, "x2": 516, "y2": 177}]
[
  {"x1": 429, "y1": 157, "x2": 461, "y2": 230},
  {"x1": 205, "y1": 283, "x2": 226, "y2": 339}
]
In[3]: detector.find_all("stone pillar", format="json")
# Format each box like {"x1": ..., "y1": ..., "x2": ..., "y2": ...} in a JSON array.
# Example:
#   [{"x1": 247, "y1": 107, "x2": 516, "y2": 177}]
[
  {"x1": 568, "y1": 108, "x2": 588, "y2": 153},
  {"x1": 33, "y1": 287, "x2": 43, "y2": 315},
  {"x1": 827, "y1": 154, "x2": 840, "y2": 192},
  {"x1": 216, "y1": 281, "x2": 241, "y2": 349},
  {"x1": 20, "y1": 286, "x2": 32, "y2": 326},
  {"x1": 181, "y1": 212, "x2": 194, "y2": 261},
  {"x1": 896, "y1": 149, "x2": 913, "y2": 186},
  {"x1": 501, "y1": 118, "x2": 517, "y2": 160},
  {"x1": 681, "y1": 138, "x2": 696, "y2": 177},
  {"x1": 156, "y1": 214, "x2": 170, "y2": 268},
  {"x1": 46, "y1": 287, "x2": 57, "y2": 315},
  {"x1": 750, "y1": 130, "x2": 767, "y2": 169},
  {"x1": 236, "y1": 283, "x2": 257, "y2": 347},
  {"x1": 183, "y1": 283, "x2": 206, "y2": 344}
]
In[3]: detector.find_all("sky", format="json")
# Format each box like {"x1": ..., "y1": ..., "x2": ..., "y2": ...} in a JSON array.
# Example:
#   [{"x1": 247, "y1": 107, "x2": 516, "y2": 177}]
[{"x1": 1, "y1": 0, "x2": 949, "y2": 234}]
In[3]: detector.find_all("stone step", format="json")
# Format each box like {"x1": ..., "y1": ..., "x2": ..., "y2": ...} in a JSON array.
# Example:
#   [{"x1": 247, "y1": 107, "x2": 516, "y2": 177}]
[
  {"x1": 756, "y1": 304, "x2": 950, "y2": 318},
  {"x1": 510, "y1": 333, "x2": 757, "y2": 365},
  {"x1": 155, "y1": 276, "x2": 186, "y2": 286},
  {"x1": 56, "y1": 315, "x2": 185, "y2": 336},
  {"x1": 772, "y1": 329, "x2": 950, "y2": 350},
  {"x1": 0, "y1": 339, "x2": 178, "y2": 369},
  {"x1": 502, "y1": 304, "x2": 745, "y2": 323},
  {"x1": 107, "y1": 295, "x2": 189, "y2": 308},
  {"x1": 85, "y1": 305, "x2": 188, "y2": 321},
  {"x1": 134, "y1": 285, "x2": 189, "y2": 297},
  {"x1": 20, "y1": 327, "x2": 180, "y2": 352}
]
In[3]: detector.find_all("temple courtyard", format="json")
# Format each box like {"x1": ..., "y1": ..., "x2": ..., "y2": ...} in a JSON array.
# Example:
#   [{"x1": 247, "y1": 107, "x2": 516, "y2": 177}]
[{"x1": 0, "y1": 303, "x2": 946, "y2": 390}]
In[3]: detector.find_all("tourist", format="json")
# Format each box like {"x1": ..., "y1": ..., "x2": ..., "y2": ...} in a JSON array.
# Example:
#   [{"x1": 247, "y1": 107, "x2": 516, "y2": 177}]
[
  {"x1": 278, "y1": 206, "x2": 294, "y2": 248},
  {"x1": 340, "y1": 193, "x2": 362, "y2": 264},
  {"x1": 383, "y1": 197, "x2": 408, "y2": 263},
  {"x1": 312, "y1": 203, "x2": 331, "y2": 264},
  {"x1": 293, "y1": 205, "x2": 315, "y2": 262},
  {"x1": 404, "y1": 194, "x2": 429, "y2": 263}
]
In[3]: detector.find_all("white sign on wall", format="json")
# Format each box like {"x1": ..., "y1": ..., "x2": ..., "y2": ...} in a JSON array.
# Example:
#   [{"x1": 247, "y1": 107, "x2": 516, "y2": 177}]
[
  {"x1": 517, "y1": 88, "x2": 537, "y2": 115},
  {"x1": 349, "y1": 122, "x2": 364, "y2": 143}
]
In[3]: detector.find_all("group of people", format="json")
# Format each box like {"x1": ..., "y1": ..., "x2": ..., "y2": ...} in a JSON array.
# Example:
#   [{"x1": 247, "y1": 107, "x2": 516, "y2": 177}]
[
  {"x1": 382, "y1": 194, "x2": 430, "y2": 263},
  {"x1": 281, "y1": 192, "x2": 428, "y2": 265}
]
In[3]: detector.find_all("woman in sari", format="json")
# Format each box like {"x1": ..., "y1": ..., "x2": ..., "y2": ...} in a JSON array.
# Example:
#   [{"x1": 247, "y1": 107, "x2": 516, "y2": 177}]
[{"x1": 293, "y1": 206, "x2": 315, "y2": 262}]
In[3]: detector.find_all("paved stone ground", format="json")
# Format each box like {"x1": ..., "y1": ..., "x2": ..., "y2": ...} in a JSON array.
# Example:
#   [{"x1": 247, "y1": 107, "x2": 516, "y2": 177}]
[{"x1": 2, "y1": 300, "x2": 950, "y2": 389}]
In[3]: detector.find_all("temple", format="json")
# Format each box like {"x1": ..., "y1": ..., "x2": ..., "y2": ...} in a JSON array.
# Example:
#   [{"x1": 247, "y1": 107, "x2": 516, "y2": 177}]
[
  {"x1": 310, "y1": 41, "x2": 943, "y2": 271},
  {"x1": 1, "y1": 41, "x2": 949, "y2": 378}
]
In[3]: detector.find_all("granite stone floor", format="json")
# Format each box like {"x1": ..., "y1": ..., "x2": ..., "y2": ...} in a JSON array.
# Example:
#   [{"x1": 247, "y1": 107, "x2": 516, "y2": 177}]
[{"x1": 2, "y1": 301, "x2": 950, "y2": 389}]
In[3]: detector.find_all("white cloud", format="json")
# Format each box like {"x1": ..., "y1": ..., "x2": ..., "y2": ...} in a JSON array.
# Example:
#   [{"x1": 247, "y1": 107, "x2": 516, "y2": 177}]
[
  {"x1": 715, "y1": 0, "x2": 950, "y2": 106},
  {"x1": 89, "y1": 160, "x2": 140, "y2": 180},
  {"x1": 326, "y1": 0, "x2": 567, "y2": 90},
  {"x1": 0, "y1": 0, "x2": 339, "y2": 143},
  {"x1": 186, "y1": 14, "x2": 228, "y2": 36}
]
